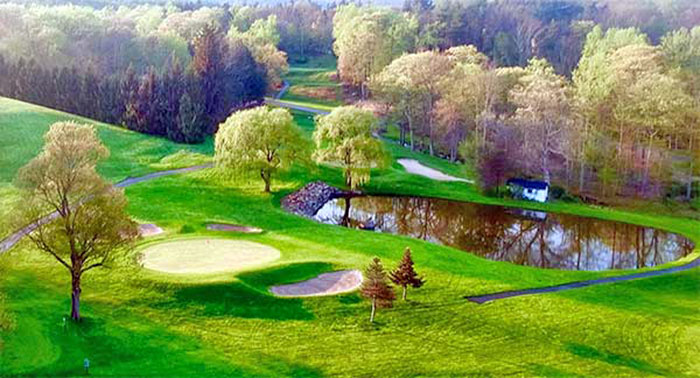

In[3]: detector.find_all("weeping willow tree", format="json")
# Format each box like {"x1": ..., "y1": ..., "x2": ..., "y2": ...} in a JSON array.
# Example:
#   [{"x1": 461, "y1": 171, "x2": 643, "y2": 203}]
[
  {"x1": 313, "y1": 106, "x2": 387, "y2": 189},
  {"x1": 215, "y1": 106, "x2": 307, "y2": 192}
]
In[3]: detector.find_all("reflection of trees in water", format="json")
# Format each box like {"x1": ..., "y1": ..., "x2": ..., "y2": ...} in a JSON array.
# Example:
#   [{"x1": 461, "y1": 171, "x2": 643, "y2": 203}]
[{"x1": 316, "y1": 196, "x2": 694, "y2": 271}]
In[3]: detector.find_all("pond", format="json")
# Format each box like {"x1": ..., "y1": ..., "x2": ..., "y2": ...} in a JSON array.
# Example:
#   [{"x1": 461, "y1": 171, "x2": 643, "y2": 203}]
[{"x1": 313, "y1": 196, "x2": 695, "y2": 271}]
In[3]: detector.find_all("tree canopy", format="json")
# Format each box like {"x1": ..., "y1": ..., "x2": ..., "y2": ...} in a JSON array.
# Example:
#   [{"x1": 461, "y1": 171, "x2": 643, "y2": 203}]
[
  {"x1": 313, "y1": 106, "x2": 387, "y2": 189},
  {"x1": 216, "y1": 106, "x2": 307, "y2": 192},
  {"x1": 14, "y1": 122, "x2": 139, "y2": 321}
]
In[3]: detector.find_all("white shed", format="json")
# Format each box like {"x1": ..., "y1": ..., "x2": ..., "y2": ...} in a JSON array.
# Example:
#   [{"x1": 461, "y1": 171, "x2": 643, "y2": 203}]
[{"x1": 507, "y1": 178, "x2": 549, "y2": 203}]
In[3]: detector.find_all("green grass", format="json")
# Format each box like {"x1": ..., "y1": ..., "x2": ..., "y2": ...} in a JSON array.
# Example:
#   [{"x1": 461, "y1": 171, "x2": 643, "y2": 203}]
[
  {"x1": 0, "y1": 96, "x2": 213, "y2": 185},
  {"x1": 281, "y1": 55, "x2": 343, "y2": 108},
  {"x1": 0, "y1": 96, "x2": 213, "y2": 238},
  {"x1": 1, "y1": 84, "x2": 700, "y2": 376}
]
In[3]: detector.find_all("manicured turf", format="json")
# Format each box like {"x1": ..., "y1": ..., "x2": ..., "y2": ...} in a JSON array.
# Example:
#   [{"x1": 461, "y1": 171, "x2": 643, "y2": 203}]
[
  {"x1": 141, "y1": 239, "x2": 281, "y2": 274},
  {"x1": 281, "y1": 55, "x2": 343, "y2": 109},
  {"x1": 1, "y1": 84, "x2": 699, "y2": 376},
  {"x1": 0, "y1": 96, "x2": 212, "y2": 238}
]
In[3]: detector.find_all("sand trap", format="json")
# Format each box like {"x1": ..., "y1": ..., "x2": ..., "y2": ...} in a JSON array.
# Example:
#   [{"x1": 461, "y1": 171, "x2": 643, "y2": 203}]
[
  {"x1": 141, "y1": 239, "x2": 280, "y2": 274},
  {"x1": 397, "y1": 159, "x2": 473, "y2": 183},
  {"x1": 206, "y1": 223, "x2": 263, "y2": 234},
  {"x1": 270, "y1": 270, "x2": 363, "y2": 297},
  {"x1": 139, "y1": 224, "x2": 164, "y2": 237}
]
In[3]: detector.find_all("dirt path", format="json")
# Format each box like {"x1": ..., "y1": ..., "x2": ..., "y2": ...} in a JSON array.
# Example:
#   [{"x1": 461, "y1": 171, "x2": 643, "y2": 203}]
[
  {"x1": 0, "y1": 164, "x2": 212, "y2": 254},
  {"x1": 465, "y1": 256, "x2": 700, "y2": 304},
  {"x1": 397, "y1": 159, "x2": 473, "y2": 183},
  {"x1": 270, "y1": 269, "x2": 363, "y2": 297}
]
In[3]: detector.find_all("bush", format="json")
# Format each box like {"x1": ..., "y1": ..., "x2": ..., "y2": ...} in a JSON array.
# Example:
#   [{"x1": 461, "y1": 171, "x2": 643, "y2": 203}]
[
  {"x1": 179, "y1": 224, "x2": 195, "y2": 234},
  {"x1": 547, "y1": 185, "x2": 579, "y2": 203}
]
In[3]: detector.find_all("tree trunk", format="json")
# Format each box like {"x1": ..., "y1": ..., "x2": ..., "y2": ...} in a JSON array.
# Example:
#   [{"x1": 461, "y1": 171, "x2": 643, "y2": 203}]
[
  {"x1": 345, "y1": 171, "x2": 352, "y2": 189},
  {"x1": 342, "y1": 197, "x2": 351, "y2": 227},
  {"x1": 261, "y1": 169, "x2": 271, "y2": 193},
  {"x1": 687, "y1": 137, "x2": 694, "y2": 200},
  {"x1": 370, "y1": 297, "x2": 376, "y2": 322},
  {"x1": 688, "y1": 158, "x2": 694, "y2": 200},
  {"x1": 402, "y1": 285, "x2": 407, "y2": 301},
  {"x1": 428, "y1": 114, "x2": 434, "y2": 156},
  {"x1": 71, "y1": 273, "x2": 81, "y2": 321}
]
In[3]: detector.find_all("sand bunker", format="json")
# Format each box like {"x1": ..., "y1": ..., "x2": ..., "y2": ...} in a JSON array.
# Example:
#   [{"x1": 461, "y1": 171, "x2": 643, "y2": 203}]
[
  {"x1": 397, "y1": 159, "x2": 473, "y2": 183},
  {"x1": 206, "y1": 223, "x2": 263, "y2": 234},
  {"x1": 270, "y1": 270, "x2": 363, "y2": 297},
  {"x1": 139, "y1": 224, "x2": 164, "y2": 237},
  {"x1": 141, "y1": 239, "x2": 280, "y2": 274}
]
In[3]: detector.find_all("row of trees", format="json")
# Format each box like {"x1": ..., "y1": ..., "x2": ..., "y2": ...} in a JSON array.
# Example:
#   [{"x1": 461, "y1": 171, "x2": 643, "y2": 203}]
[
  {"x1": 332, "y1": 0, "x2": 700, "y2": 95},
  {"x1": 5, "y1": 0, "x2": 695, "y2": 81},
  {"x1": 215, "y1": 105, "x2": 387, "y2": 192},
  {"x1": 0, "y1": 3, "x2": 290, "y2": 88},
  {"x1": 368, "y1": 26, "x2": 700, "y2": 200},
  {"x1": 403, "y1": 0, "x2": 700, "y2": 76},
  {"x1": 230, "y1": 1, "x2": 334, "y2": 59},
  {"x1": 0, "y1": 26, "x2": 267, "y2": 143}
]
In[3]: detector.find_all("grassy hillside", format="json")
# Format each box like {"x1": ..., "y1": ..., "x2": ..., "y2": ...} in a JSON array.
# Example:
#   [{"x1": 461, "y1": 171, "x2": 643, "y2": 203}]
[
  {"x1": 0, "y1": 96, "x2": 211, "y2": 238},
  {"x1": 1, "y1": 95, "x2": 699, "y2": 376},
  {"x1": 280, "y1": 55, "x2": 343, "y2": 109}
]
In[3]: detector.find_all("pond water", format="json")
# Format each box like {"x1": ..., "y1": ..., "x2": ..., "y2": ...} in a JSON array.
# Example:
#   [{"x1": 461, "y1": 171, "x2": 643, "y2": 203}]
[{"x1": 313, "y1": 196, "x2": 695, "y2": 271}]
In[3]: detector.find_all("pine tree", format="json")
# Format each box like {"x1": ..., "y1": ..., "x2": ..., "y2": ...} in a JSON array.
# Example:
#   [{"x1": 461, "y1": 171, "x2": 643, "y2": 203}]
[
  {"x1": 191, "y1": 24, "x2": 227, "y2": 131},
  {"x1": 360, "y1": 257, "x2": 396, "y2": 323},
  {"x1": 390, "y1": 247, "x2": 425, "y2": 300},
  {"x1": 171, "y1": 92, "x2": 205, "y2": 144}
]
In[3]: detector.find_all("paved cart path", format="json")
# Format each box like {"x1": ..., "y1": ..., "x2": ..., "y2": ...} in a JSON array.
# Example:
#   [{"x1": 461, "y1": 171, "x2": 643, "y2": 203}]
[
  {"x1": 0, "y1": 164, "x2": 212, "y2": 254},
  {"x1": 264, "y1": 98, "x2": 331, "y2": 115},
  {"x1": 465, "y1": 256, "x2": 700, "y2": 304}
]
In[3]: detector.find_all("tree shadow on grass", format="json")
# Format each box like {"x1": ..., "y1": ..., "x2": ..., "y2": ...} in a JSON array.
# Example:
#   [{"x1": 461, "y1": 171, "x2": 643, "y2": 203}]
[
  {"x1": 565, "y1": 343, "x2": 670, "y2": 376},
  {"x1": 237, "y1": 262, "x2": 335, "y2": 289},
  {"x1": 153, "y1": 262, "x2": 338, "y2": 321}
]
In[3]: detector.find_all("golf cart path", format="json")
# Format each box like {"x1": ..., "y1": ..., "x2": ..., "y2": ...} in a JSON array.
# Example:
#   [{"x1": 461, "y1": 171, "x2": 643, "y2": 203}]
[
  {"x1": 466, "y1": 256, "x2": 700, "y2": 304},
  {"x1": 264, "y1": 98, "x2": 330, "y2": 115},
  {"x1": 0, "y1": 163, "x2": 212, "y2": 254},
  {"x1": 274, "y1": 81, "x2": 291, "y2": 100},
  {"x1": 397, "y1": 159, "x2": 473, "y2": 183}
]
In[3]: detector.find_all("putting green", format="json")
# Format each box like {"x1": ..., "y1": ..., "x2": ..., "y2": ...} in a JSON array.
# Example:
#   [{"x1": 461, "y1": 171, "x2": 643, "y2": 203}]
[{"x1": 141, "y1": 239, "x2": 281, "y2": 274}]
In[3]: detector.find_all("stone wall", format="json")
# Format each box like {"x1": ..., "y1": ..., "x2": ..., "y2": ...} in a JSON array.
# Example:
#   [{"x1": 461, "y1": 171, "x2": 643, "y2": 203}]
[{"x1": 282, "y1": 181, "x2": 346, "y2": 217}]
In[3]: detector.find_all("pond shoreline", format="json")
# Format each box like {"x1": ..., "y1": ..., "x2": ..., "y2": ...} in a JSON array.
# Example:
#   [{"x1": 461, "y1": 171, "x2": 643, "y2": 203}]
[{"x1": 307, "y1": 193, "x2": 695, "y2": 271}]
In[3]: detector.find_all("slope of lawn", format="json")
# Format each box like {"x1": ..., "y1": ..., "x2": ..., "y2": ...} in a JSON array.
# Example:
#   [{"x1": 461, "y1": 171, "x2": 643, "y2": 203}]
[
  {"x1": 1, "y1": 94, "x2": 699, "y2": 376},
  {"x1": 0, "y1": 96, "x2": 212, "y2": 238},
  {"x1": 280, "y1": 55, "x2": 343, "y2": 109}
]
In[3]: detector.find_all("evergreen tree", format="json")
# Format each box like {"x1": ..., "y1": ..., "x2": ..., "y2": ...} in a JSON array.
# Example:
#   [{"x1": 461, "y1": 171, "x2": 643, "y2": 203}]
[
  {"x1": 389, "y1": 248, "x2": 425, "y2": 300},
  {"x1": 171, "y1": 92, "x2": 206, "y2": 144},
  {"x1": 157, "y1": 57, "x2": 185, "y2": 137},
  {"x1": 81, "y1": 67, "x2": 101, "y2": 120},
  {"x1": 191, "y1": 24, "x2": 227, "y2": 131},
  {"x1": 360, "y1": 257, "x2": 396, "y2": 323},
  {"x1": 120, "y1": 64, "x2": 139, "y2": 130}
]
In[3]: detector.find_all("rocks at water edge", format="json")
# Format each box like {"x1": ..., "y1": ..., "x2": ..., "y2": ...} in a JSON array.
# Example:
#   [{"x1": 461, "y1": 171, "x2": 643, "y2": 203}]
[{"x1": 282, "y1": 181, "x2": 347, "y2": 217}]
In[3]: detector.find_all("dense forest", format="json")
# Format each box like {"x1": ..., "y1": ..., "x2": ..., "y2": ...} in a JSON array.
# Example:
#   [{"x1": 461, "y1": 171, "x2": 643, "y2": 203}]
[
  {"x1": 0, "y1": 0, "x2": 698, "y2": 200},
  {"x1": 330, "y1": 1, "x2": 700, "y2": 202}
]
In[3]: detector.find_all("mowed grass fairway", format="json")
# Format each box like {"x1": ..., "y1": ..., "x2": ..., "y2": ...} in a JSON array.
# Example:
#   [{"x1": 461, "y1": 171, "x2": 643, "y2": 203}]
[{"x1": 0, "y1": 96, "x2": 699, "y2": 376}]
